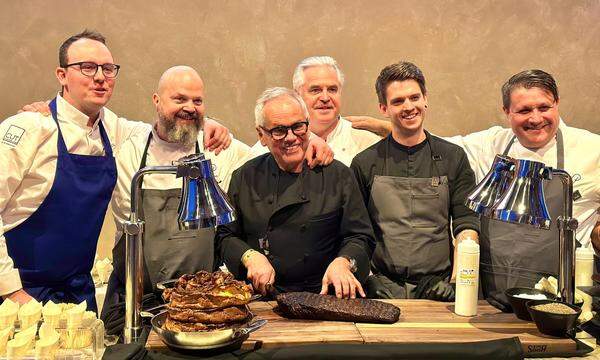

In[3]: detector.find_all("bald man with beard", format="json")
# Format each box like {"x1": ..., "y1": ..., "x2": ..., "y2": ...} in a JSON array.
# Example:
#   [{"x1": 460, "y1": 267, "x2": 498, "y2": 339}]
[{"x1": 101, "y1": 66, "x2": 250, "y2": 334}]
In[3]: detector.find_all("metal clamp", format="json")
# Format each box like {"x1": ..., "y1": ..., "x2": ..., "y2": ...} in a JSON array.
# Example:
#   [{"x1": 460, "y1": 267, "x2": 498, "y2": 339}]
[{"x1": 123, "y1": 221, "x2": 144, "y2": 236}]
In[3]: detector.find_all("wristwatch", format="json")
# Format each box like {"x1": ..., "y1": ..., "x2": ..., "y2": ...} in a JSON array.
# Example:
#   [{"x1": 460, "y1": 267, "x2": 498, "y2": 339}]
[{"x1": 341, "y1": 256, "x2": 357, "y2": 273}]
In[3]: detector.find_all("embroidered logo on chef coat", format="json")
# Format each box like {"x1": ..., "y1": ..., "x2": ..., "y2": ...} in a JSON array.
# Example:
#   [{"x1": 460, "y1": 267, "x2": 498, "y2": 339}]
[{"x1": 2, "y1": 125, "x2": 25, "y2": 147}]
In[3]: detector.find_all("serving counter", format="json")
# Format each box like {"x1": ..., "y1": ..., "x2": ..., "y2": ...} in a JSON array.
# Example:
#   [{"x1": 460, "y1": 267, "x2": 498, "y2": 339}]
[{"x1": 145, "y1": 299, "x2": 597, "y2": 358}]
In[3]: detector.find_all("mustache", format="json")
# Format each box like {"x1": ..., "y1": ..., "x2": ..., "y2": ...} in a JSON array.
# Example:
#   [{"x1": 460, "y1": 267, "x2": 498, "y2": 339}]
[{"x1": 176, "y1": 110, "x2": 199, "y2": 120}]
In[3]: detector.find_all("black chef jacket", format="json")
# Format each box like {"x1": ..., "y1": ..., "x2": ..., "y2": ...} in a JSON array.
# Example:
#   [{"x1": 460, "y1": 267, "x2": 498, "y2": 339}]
[
  {"x1": 351, "y1": 132, "x2": 480, "y2": 238},
  {"x1": 216, "y1": 154, "x2": 376, "y2": 293}
]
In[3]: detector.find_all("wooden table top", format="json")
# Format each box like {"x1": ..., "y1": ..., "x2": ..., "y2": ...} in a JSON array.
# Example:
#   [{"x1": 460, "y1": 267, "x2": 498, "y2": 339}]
[{"x1": 146, "y1": 299, "x2": 594, "y2": 357}]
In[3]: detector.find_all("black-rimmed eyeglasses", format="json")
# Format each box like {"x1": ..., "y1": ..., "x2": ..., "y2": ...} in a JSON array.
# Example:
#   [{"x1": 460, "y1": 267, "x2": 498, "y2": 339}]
[
  {"x1": 260, "y1": 120, "x2": 309, "y2": 140},
  {"x1": 65, "y1": 62, "x2": 121, "y2": 78}
]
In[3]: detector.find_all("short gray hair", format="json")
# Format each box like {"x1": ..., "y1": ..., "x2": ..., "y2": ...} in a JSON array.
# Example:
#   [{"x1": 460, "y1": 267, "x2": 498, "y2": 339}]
[
  {"x1": 255, "y1": 87, "x2": 309, "y2": 127},
  {"x1": 292, "y1": 56, "x2": 345, "y2": 91}
]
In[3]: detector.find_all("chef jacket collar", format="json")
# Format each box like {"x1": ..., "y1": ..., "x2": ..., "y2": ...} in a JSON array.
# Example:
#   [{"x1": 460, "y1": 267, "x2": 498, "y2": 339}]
[
  {"x1": 388, "y1": 133, "x2": 428, "y2": 155},
  {"x1": 56, "y1": 93, "x2": 103, "y2": 131},
  {"x1": 267, "y1": 155, "x2": 310, "y2": 215},
  {"x1": 324, "y1": 115, "x2": 343, "y2": 143}
]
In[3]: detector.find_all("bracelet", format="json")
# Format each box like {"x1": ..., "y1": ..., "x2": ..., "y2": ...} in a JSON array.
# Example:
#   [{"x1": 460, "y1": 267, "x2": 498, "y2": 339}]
[{"x1": 241, "y1": 249, "x2": 257, "y2": 266}]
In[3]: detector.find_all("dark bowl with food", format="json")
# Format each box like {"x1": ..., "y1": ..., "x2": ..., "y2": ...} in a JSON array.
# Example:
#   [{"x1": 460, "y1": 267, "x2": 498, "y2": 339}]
[
  {"x1": 526, "y1": 299, "x2": 581, "y2": 337},
  {"x1": 505, "y1": 287, "x2": 557, "y2": 321}
]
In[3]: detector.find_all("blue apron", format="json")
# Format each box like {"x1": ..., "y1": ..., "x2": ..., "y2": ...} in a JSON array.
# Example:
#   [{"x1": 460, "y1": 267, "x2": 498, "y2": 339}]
[{"x1": 5, "y1": 98, "x2": 117, "y2": 313}]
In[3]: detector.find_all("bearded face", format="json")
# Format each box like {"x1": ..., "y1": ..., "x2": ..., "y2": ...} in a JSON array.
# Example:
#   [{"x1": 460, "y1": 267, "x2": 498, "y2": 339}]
[{"x1": 157, "y1": 107, "x2": 203, "y2": 147}]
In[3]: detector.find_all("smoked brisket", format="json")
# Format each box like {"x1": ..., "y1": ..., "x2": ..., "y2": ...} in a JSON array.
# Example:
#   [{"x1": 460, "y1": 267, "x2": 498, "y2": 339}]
[{"x1": 276, "y1": 292, "x2": 400, "y2": 323}]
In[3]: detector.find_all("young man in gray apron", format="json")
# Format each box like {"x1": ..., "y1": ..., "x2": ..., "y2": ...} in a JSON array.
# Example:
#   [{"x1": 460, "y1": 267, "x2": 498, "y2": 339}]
[{"x1": 351, "y1": 62, "x2": 480, "y2": 300}]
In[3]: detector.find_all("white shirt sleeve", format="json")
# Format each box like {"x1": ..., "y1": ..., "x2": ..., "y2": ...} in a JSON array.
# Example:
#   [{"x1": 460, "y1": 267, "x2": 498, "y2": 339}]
[
  {"x1": 211, "y1": 139, "x2": 250, "y2": 192},
  {"x1": 444, "y1": 126, "x2": 506, "y2": 182},
  {"x1": 0, "y1": 113, "x2": 49, "y2": 295},
  {"x1": 111, "y1": 116, "x2": 152, "y2": 154}
]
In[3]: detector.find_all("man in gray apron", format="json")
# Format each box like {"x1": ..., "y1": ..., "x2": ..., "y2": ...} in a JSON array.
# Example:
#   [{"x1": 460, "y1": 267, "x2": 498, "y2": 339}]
[
  {"x1": 476, "y1": 70, "x2": 597, "y2": 311},
  {"x1": 351, "y1": 61, "x2": 480, "y2": 300},
  {"x1": 100, "y1": 66, "x2": 250, "y2": 334}
]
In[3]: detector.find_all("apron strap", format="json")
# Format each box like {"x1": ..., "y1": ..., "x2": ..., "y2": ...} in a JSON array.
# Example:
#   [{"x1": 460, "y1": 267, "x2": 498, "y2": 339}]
[
  {"x1": 49, "y1": 97, "x2": 113, "y2": 158},
  {"x1": 139, "y1": 131, "x2": 201, "y2": 170}
]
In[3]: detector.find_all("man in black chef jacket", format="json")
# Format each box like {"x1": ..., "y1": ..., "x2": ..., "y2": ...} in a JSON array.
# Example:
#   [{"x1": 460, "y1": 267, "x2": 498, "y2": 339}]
[
  {"x1": 216, "y1": 87, "x2": 375, "y2": 299},
  {"x1": 351, "y1": 61, "x2": 480, "y2": 301}
]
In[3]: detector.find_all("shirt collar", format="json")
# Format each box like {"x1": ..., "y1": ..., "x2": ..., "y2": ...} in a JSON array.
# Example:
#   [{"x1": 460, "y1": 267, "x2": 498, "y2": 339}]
[
  {"x1": 324, "y1": 116, "x2": 343, "y2": 143},
  {"x1": 388, "y1": 133, "x2": 428, "y2": 154},
  {"x1": 56, "y1": 93, "x2": 103, "y2": 130}
]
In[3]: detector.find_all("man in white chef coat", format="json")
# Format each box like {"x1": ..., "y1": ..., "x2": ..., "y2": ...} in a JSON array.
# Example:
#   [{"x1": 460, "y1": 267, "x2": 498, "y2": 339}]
[
  {"x1": 248, "y1": 56, "x2": 381, "y2": 166},
  {"x1": 0, "y1": 30, "x2": 230, "y2": 309},
  {"x1": 448, "y1": 70, "x2": 600, "y2": 309}
]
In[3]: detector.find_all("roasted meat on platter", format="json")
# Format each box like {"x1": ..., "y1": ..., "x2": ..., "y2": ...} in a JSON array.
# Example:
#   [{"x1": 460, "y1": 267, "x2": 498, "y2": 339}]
[{"x1": 162, "y1": 271, "x2": 253, "y2": 332}]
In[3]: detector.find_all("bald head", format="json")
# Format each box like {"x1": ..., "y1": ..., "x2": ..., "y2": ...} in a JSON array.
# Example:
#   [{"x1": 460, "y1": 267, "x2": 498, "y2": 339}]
[
  {"x1": 153, "y1": 65, "x2": 206, "y2": 146},
  {"x1": 157, "y1": 65, "x2": 204, "y2": 95}
]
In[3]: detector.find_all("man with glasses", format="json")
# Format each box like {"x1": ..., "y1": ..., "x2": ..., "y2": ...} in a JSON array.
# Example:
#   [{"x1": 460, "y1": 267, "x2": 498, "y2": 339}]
[
  {"x1": 217, "y1": 87, "x2": 375, "y2": 299},
  {"x1": 0, "y1": 30, "x2": 232, "y2": 310},
  {"x1": 248, "y1": 56, "x2": 381, "y2": 166}
]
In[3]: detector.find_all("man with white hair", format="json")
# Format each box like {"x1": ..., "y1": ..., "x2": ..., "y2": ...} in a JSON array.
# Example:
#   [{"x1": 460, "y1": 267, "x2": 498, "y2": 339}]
[
  {"x1": 217, "y1": 87, "x2": 375, "y2": 299},
  {"x1": 248, "y1": 56, "x2": 380, "y2": 166}
]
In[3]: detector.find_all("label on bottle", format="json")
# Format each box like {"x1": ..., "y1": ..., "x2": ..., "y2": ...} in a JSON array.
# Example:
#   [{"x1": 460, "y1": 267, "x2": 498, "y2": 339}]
[{"x1": 458, "y1": 268, "x2": 477, "y2": 286}]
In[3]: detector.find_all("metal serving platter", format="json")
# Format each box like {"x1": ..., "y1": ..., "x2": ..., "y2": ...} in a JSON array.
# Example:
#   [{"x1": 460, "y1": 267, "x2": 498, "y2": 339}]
[{"x1": 150, "y1": 310, "x2": 267, "y2": 350}]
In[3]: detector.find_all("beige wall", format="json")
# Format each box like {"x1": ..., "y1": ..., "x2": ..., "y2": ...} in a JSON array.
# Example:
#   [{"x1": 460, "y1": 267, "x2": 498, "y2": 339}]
[{"x1": 2, "y1": 1, "x2": 600, "y2": 257}]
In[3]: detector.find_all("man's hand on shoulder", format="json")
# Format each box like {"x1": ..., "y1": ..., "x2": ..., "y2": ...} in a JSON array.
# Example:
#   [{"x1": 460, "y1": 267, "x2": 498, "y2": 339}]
[
  {"x1": 203, "y1": 117, "x2": 231, "y2": 155},
  {"x1": 242, "y1": 250, "x2": 275, "y2": 296},
  {"x1": 305, "y1": 136, "x2": 334, "y2": 168},
  {"x1": 320, "y1": 257, "x2": 365, "y2": 299},
  {"x1": 2, "y1": 289, "x2": 34, "y2": 305},
  {"x1": 346, "y1": 116, "x2": 391, "y2": 138},
  {"x1": 18, "y1": 101, "x2": 51, "y2": 116}
]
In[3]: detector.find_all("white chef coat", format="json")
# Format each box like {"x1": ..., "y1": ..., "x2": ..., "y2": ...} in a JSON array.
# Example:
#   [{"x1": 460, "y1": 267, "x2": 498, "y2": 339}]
[
  {"x1": 247, "y1": 117, "x2": 381, "y2": 167},
  {"x1": 111, "y1": 125, "x2": 250, "y2": 244},
  {"x1": 446, "y1": 120, "x2": 600, "y2": 249},
  {"x1": 0, "y1": 94, "x2": 150, "y2": 295}
]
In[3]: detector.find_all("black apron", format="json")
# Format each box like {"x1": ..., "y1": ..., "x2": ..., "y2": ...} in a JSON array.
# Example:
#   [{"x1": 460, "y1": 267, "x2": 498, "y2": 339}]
[
  {"x1": 480, "y1": 130, "x2": 564, "y2": 310},
  {"x1": 101, "y1": 132, "x2": 215, "y2": 323},
  {"x1": 368, "y1": 134, "x2": 451, "y2": 298}
]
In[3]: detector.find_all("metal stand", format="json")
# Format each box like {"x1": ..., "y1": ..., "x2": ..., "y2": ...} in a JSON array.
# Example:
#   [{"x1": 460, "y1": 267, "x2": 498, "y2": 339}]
[
  {"x1": 124, "y1": 166, "x2": 177, "y2": 343},
  {"x1": 550, "y1": 169, "x2": 578, "y2": 304}
]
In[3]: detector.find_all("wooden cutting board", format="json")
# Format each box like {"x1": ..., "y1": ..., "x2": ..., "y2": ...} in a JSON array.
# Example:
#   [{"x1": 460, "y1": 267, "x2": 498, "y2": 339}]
[{"x1": 146, "y1": 299, "x2": 587, "y2": 356}]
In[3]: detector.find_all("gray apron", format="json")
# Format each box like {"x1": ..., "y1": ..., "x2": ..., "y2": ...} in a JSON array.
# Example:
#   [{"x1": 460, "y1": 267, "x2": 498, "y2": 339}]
[
  {"x1": 102, "y1": 132, "x2": 214, "y2": 311},
  {"x1": 368, "y1": 134, "x2": 451, "y2": 298},
  {"x1": 480, "y1": 130, "x2": 564, "y2": 308}
]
